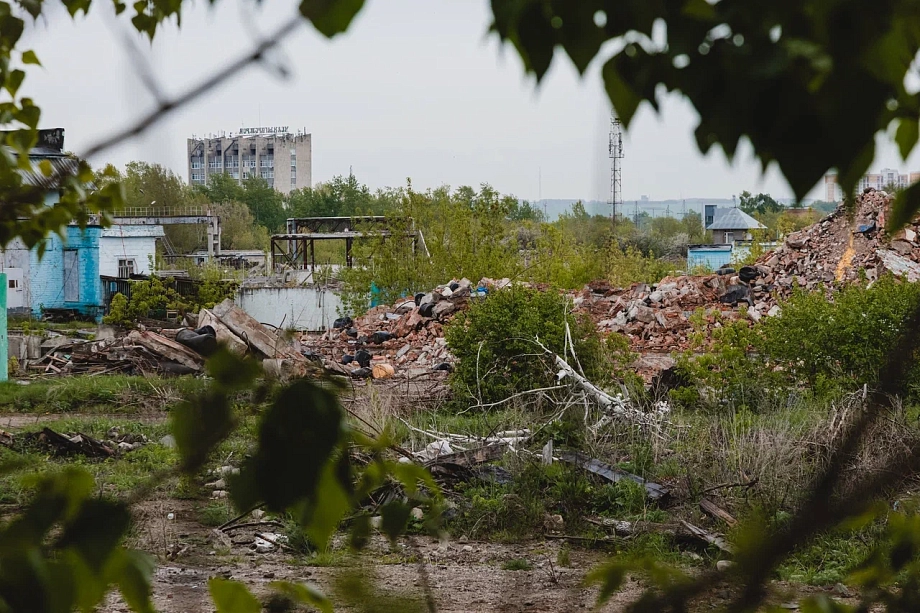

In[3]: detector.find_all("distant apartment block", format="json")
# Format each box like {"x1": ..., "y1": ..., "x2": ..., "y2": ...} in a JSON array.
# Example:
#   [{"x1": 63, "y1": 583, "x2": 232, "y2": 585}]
[
  {"x1": 824, "y1": 168, "x2": 920, "y2": 202},
  {"x1": 187, "y1": 127, "x2": 311, "y2": 195}
]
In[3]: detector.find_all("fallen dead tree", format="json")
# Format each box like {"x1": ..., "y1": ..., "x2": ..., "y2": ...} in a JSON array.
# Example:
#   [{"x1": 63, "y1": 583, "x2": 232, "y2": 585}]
[{"x1": 586, "y1": 517, "x2": 734, "y2": 554}]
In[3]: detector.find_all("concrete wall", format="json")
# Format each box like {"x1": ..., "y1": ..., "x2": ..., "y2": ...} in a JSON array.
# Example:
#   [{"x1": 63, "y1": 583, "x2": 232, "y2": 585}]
[
  {"x1": 236, "y1": 286, "x2": 342, "y2": 331},
  {"x1": 687, "y1": 247, "x2": 732, "y2": 272},
  {"x1": 100, "y1": 225, "x2": 163, "y2": 277},
  {"x1": 1, "y1": 238, "x2": 33, "y2": 312}
]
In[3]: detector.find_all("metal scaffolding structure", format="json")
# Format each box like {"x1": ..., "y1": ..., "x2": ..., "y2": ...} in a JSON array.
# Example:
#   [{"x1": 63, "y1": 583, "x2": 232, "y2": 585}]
[{"x1": 270, "y1": 216, "x2": 422, "y2": 271}]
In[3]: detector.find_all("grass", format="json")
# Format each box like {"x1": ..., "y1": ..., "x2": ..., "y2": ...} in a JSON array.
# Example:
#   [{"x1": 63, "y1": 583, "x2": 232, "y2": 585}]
[
  {"x1": 501, "y1": 558, "x2": 533, "y2": 571},
  {"x1": 0, "y1": 417, "x2": 178, "y2": 503},
  {"x1": 197, "y1": 500, "x2": 235, "y2": 527},
  {"x1": 0, "y1": 376, "x2": 209, "y2": 414},
  {"x1": 556, "y1": 547, "x2": 571, "y2": 567}
]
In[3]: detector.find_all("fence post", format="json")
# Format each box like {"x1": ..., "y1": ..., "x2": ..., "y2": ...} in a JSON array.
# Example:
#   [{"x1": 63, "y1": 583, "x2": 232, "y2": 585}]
[{"x1": 0, "y1": 272, "x2": 7, "y2": 382}]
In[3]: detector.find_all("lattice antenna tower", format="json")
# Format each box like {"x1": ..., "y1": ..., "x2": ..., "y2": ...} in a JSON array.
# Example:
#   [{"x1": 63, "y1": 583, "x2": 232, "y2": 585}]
[{"x1": 609, "y1": 115, "x2": 624, "y2": 224}]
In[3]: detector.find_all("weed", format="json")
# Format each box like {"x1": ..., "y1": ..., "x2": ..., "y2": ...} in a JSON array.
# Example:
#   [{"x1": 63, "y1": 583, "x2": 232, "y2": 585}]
[
  {"x1": 556, "y1": 547, "x2": 571, "y2": 567},
  {"x1": 501, "y1": 558, "x2": 533, "y2": 571},
  {"x1": 198, "y1": 501, "x2": 234, "y2": 527}
]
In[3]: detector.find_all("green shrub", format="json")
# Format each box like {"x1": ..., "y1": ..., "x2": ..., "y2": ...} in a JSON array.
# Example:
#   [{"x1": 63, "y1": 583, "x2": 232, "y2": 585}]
[
  {"x1": 102, "y1": 292, "x2": 130, "y2": 326},
  {"x1": 671, "y1": 310, "x2": 784, "y2": 411},
  {"x1": 757, "y1": 275, "x2": 920, "y2": 392},
  {"x1": 672, "y1": 275, "x2": 920, "y2": 409},
  {"x1": 445, "y1": 286, "x2": 611, "y2": 406},
  {"x1": 501, "y1": 559, "x2": 533, "y2": 571}
]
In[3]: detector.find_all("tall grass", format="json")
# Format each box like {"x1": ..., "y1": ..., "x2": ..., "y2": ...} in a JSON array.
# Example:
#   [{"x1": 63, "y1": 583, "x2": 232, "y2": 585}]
[{"x1": 0, "y1": 376, "x2": 208, "y2": 413}]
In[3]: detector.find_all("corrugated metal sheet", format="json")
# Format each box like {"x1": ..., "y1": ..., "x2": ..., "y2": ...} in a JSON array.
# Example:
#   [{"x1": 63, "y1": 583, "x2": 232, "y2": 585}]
[
  {"x1": 706, "y1": 207, "x2": 766, "y2": 231},
  {"x1": 18, "y1": 154, "x2": 79, "y2": 191}
]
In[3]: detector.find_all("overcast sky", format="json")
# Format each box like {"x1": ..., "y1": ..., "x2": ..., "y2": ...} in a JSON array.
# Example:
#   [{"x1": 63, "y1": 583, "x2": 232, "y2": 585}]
[{"x1": 18, "y1": 0, "x2": 920, "y2": 204}]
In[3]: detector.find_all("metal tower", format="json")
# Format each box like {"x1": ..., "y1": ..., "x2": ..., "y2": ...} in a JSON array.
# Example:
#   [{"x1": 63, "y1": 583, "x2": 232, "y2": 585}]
[{"x1": 608, "y1": 115, "x2": 624, "y2": 224}]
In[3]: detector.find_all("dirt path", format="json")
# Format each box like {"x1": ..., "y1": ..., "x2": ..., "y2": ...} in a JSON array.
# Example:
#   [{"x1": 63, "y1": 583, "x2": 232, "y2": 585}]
[{"x1": 0, "y1": 412, "x2": 168, "y2": 429}]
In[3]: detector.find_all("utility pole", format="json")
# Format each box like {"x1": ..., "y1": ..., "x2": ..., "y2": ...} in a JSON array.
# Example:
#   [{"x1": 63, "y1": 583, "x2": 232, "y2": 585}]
[{"x1": 608, "y1": 115, "x2": 624, "y2": 227}]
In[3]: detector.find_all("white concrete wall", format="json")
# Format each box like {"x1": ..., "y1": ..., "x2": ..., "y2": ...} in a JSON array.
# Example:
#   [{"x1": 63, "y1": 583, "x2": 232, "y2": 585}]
[
  {"x1": 236, "y1": 286, "x2": 342, "y2": 331},
  {"x1": 1, "y1": 237, "x2": 32, "y2": 310},
  {"x1": 100, "y1": 225, "x2": 164, "y2": 277}
]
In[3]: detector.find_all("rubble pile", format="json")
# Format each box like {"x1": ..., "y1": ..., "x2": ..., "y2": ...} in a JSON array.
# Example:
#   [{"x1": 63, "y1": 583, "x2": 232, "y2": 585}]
[
  {"x1": 25, "y1": 299, "x2": 313, "y2": 379},
  {"x1": 753, "y1": 188, "x2": 920, "y2": 300},
  {"x1": 573, "y1": 189, "x2": 920, "y2": 357},
  {"x1": 573, "y1": 275, "x2": 745, "y2": 353},
  {"x1": 305, "y1": 277, "x2": 513, "y2": 379},
  {"x1": 0, "y1": 426, "x2": 148, "y2": 458}
]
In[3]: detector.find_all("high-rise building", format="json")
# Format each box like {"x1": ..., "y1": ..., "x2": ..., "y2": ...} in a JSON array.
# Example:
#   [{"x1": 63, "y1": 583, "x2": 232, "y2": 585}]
[
  {"x1": 187, "y1": 127, "x2": 311, "y2": 195},
  {"x1": 824, "y1": 168, "x2": 920, "y2": 202}
]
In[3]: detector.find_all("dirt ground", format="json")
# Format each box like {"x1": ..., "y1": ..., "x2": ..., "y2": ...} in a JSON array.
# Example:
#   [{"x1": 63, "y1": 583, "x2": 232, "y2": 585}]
[
  {"x1": 2, "y1": 406, "x2": 849, "y2": 613},
  {"x1": 110, "y1": 499, "x2": 643, "y2": 613}
]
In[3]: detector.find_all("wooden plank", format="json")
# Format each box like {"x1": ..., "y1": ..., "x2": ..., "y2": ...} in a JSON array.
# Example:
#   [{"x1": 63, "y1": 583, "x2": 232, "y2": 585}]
[
  {"x1": 198, "y1": 308, "x2": 249, "y2": 356},
  {"x1": 700, "y1": 497, "x2": 738, "y2": 527},
  {"x1": 559, "y1": 451, "x2": 670, "y2": 501},
  {"x1": 126, "y1": 331, "x2": 204, "y2": 371},
  {"x1": 680, "y1": 520, "x2": 734, "y2": 554},
  {"x1": 424, "y1": 443, "x2": 507, "y2": 468},
  {"x1": 211, "y1": 299, "x2": 300, "y2": 360}
]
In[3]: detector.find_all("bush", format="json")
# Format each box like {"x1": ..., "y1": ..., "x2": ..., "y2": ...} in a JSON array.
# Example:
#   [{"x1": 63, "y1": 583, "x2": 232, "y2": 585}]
[
  {"x1": 444, "y1": 286, "x2": 610, "y2": 406},
  {"x1": 757, "y1": 275, "x2": 920, "y2": 394},
  {"x1": 671, "y1": 311, "x2": 784, "y2": 411},
  {"x1": 671, "y1": 275, "x2": 920, "y2": 409},
  {"x1": 102, "y1": 292, "x2": 130, "y2": 326}
]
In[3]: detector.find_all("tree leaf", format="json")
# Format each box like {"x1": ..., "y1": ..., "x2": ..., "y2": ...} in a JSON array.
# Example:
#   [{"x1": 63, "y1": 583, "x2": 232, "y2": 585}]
[
  {"x1": 56, "y1": 499, "x2": 130, "y2": 571},
  {"x1": 61, "y1": 0, "x2": 91, "y2": 17},
  {"x1": 18, "y1": 0, "x2": 43, "y2": 19},
  {"x1": 379, "y1": 500, "x2": 411, "y2": 544},
  {"x1": 171, "y1": 391, "x2": 234, "y2": 473},
  {"x1": 303, "y1": 459, "x2": 351, "y2": 550},
  {"x1": 299, "y1": 0, "x2": 366, "y2": 37},
  {"x1": 5, "y1": 69, "x2": 25, "y2": 97},
  {"x1": 230, "y1": 379, "x2": 344, "y2": 512},
  {"x1": 269, "y1": 581, "x2": 333, "y2": 613},
  {"x1": 209, "y1": 578, "x2": 261, "y2": 613},
  {"x1": 205, "y1": 349, "x2": 261, "y2": 391},
  {"x1": 585, "y1": 560, "x2": 629, "y2": 605},
  {"x1": 602, "y1": 57, "x2": 641, "y2": 127},
  {"x1": 21, "y1": 50, "x2": 40, "y2": 66},
  {"x1": 888, "y1": 181, "x2": 920, "y2": 232},
  {"x1": 896, "y1": 118, "x2": 919, "y2": 160},
  {"x1": 111, "y1": 549, "x2": 156, "y2": 613}
]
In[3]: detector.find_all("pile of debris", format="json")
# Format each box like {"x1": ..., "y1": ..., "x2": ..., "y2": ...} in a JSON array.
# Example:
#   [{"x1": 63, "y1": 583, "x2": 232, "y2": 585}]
[
  {"x1": 0, "y1": 426, "x2": 148, "y2": 457},
  {"x1": 573, "y1": 189, "x2": 920, "y2": 357},
  {"x1": 574, "y1": 275, "x2": 745, "y2": 353},
  {"x1": 753, "y1": 188, "x2": 920, "y2": 297},
  {"x1": 305, "y1": 277, "x2": 509, "y2": 379},
  {"x1": 27, "y1": 299, "x2": 313, "y2": 379}
]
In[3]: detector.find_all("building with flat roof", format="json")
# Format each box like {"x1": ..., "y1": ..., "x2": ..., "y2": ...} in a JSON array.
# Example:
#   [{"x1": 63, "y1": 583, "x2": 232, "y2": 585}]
[
  {"x1": 824, "y1": 169, "x2": 920, "y2": 202},
  {"x1": 187, "y1": 127, "x2": 311, "y2": 195}
]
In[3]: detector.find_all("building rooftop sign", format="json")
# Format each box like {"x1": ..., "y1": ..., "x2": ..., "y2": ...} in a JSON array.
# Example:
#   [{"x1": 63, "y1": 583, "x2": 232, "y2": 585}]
[{"x1": 238, "y1": 126, "x2": 289, "y2": 136}]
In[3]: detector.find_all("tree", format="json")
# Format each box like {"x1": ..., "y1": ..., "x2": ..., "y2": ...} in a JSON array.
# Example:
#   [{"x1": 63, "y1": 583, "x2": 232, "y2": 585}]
[
  {"x1": 239, "y1": 176, "x2": 286, "y2": 232},
  {"x1": 285, "y1": 173, "x2": 393, "y2": 218},
  {"x1": 214, "y1": 200, "x2": 270, "y2": 250},
  {"x1": 737, "y1": 190, "x2": 783, "y2": 216},
  {"x1": 120, "y1": 161, "x2": 210, "y2": 254}
]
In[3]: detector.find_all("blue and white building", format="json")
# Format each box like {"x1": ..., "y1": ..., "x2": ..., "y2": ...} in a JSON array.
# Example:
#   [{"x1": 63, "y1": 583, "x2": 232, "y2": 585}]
[{"x1": 0, "y1": 130, "x2": 164, "y2": 317}]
